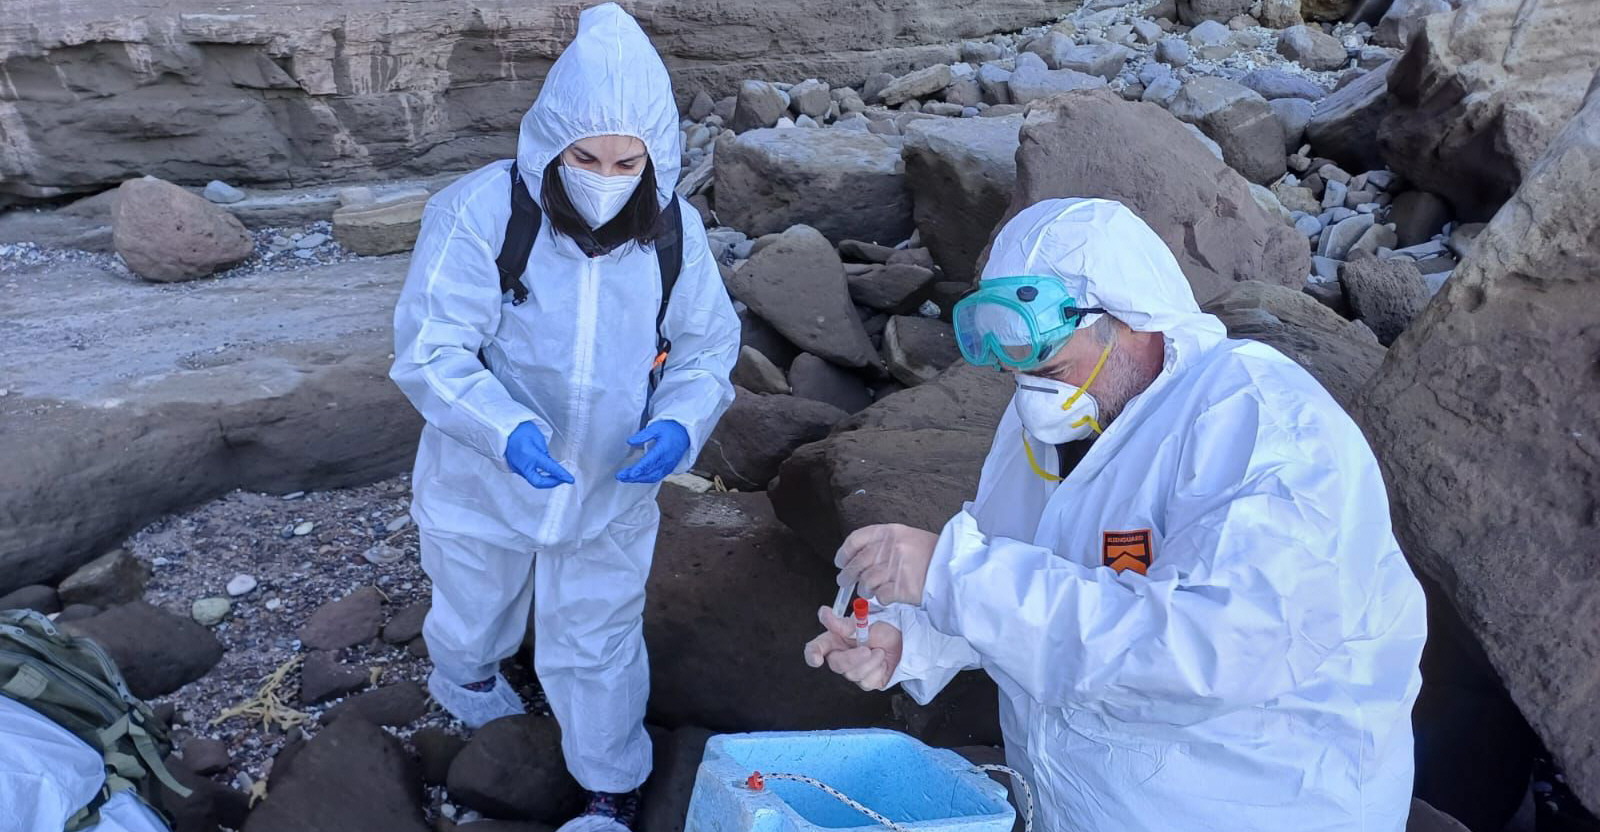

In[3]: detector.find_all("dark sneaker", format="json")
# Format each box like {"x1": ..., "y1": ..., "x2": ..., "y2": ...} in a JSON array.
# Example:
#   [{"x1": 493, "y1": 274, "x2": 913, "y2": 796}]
[{"x1": 583, "y1": 789, "x2": 643, "y2": 831}]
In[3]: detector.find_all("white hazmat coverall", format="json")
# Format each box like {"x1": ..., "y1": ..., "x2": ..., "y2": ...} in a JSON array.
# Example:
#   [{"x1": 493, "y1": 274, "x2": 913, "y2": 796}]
[
  {"x1": 390, "y1": 3, "x2": 739, "y2": 792},
  {"x1": 879, "y1": 199, "x2": 1427, "y2": 832},
  {"x1": 0, "y1": 696, "x2": 171, "y2": 832}
]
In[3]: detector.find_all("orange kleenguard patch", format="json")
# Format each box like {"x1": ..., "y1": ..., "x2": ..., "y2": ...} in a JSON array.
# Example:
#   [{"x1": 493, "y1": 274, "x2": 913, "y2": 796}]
[{"x1": 1102, "y1": 530, "x2": 1153, "y2": 575}]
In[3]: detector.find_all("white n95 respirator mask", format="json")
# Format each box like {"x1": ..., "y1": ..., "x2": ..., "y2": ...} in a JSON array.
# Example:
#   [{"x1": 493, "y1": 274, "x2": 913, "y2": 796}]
[
  {"x1": 1015, "y1": 374, "x2": 1103, "y2": 444},
  {"x1": 1014, "y1": 340, "x2": 1113, "y2": 444},
  {"x1": 559, "y1": 164, "x2": 644, "y2": 229}
]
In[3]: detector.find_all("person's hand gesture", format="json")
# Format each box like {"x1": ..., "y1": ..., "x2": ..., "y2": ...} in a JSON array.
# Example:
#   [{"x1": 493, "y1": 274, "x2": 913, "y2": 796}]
[
  {"x1": 505, "y1": 422, "x2": 575, "y2": 489},
  {"x1": 616, "y1": 420, "x2": 690, "y2": 484},
  {"x1": 803, "y1": 606, "x2": 904, "y2": 691},
  {"x1": 835, "y1": 524, "x2": 939, "y2": 606}
]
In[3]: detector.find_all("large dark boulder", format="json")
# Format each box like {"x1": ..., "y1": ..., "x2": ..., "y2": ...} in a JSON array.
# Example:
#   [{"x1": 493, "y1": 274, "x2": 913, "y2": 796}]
[
  {"x1": 243, "y1": 717, "x2": 428, "y2": 832},
  {"x1": 1356, "y1": 72, "x2": 1600, "y2": 816},
  {"x1": 61, "y1": 602, "x2": 223, "y2": 698},
  {"x1": 696, "y1": 389, "x2": 847, "y2": 491}
]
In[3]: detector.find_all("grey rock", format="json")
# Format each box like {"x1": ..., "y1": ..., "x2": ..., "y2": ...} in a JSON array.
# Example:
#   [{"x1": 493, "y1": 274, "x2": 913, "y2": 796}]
[
  {"x1": 881, "y1": 65, "x2": 954, "y2": 107},
  {"x1": 1056, "y1": 43, "x2": 1132, "y2": 81},
  {"x1": 861, "y1": 72, "x2": 897, "y2": 104},
  {"x1": 1348, "y1": 221, "x2": 1399, "y2": 259},
  {"x1": 1322, "y1": 179, "x2": 1349, "y2": 210},
  {"x1": 961, "y1": 41, "x2": 1006, "y2": 63},
  {"x1": 1007, "y1": 65, "x2": 1107, "y2": 105},
  {"x1": 1240, "y1": 68, "x2": 1326, "y2": 101},
  {"x1": 1142, "y1": 75, "x2": 1184, "y2": 107},
  {"x1": 884, "y1": 317, "x2": 961, "y2": 387},
  {"x1": 714, "y1": 129, "x2": 911, "y2": 246},
  {"x1": 1311, "y1": 255, "x2": 1343, "y2": 281},
  {"x1": 1156, "y1": 37, "x2": 1193, "y2": 67},
  {"x1": 1318, "y1": 213, "x2": 1375, "y2": 259},
  {"x1": 731, "y1": 346, "x2": 790, "y2": 395},
  {"x1": 1295, "y1": 214, "x2": 1322, "y2": 237},
  {"x1": 1340, "y1": 257, "x2": 1428, "y2": 345},
  {"x1": 58, "y1": 548, "x2": 149, "y2": 608},
  {"x1": 202, "y1": 181, "x2": 246, "y2": 204},
  {"x1": 732, "y1": 80, "x2": 787, "y2": 133},
  {"x1": 1277, "y1": 24, "x2": 1348, "y2": 71},
  {"x1": 1138, "y1": 62, "x2": 1173, "y2": 87},
  {"x1": 1306, "y1": 60, "x2": 1393, "y2": 173},
  {"x1": 943, "y1": 76, "x2": 984, "y2": 108},
  {"x1": 976, "y1": 63, "x2": 1014, "y2": 106},
  {"x1": 297, "y1": 587, "x2": 384, "y2": 652},
  {"x1": 838, "y1": 239, "x2": 898, "y2": 264},
  {"x1": 922, "y1": 102, "x2": 966, "y2": 117},
  {"x1": 901, "y1": 115, "x2": 1022, "y2": 284},
  {"x1": 1188, "y1": 20, "x2": 1231, "y2": 46},
  {"x1": 789, "y1": 353, "x2": 874, "y2": 414},
  {"x1": 1132, "y1": 18, "x2": 1164, "y2": 44},
  {"x1": 687, "y1": 91, "x2": 716, "y2": 121},
  {"x1": 1168, "y1": 77, "x2": 1288, "y2": 184},
  {"x1": 788, "y1": 79, "x2": 832, "y2": 119},
  {"x1": 833, "y1": 113, "x2": 872, "y2": 132},
  {"x1": 727, "y1": 226, "x2": 880, "y2": 370},
  {"x1": 226, "y1": 573, "x2": 258, "y2": 596},
  {"x1": 698, "y1": 390, "x2": 846, "y2": 491},
  {"x1": 1269, "y1": 97, "x2": 1317, "y2": 151},
  {"x1": 61, "y1": 602, "x2": 223, "y2": 699},
  {"x1": 1373, "y1": 0, "x2": 1451, "y2": 49}
]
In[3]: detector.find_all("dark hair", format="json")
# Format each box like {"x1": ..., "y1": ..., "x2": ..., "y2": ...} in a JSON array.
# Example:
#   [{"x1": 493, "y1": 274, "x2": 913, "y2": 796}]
[{"x1": 540, "y1": 155, "x2": 664, "y2": 253}]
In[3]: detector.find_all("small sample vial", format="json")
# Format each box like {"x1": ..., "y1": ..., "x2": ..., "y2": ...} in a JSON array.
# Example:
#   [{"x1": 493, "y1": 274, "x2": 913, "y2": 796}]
[{"x1": 852, "y1": 598, "x2": 870, "y2": 648}]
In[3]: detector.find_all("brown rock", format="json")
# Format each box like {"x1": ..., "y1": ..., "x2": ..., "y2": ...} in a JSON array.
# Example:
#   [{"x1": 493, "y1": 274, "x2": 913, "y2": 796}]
[
  {"x1": 1307, "y1": 60, "x2": 1393, "y2": 173},
  {"x1": 1356, "y1": 73, "x2": 1600, "y2": 816},
  {"x1": 1338, "y1": 258, "x2": 1429, "y2": 346},
  {"x1": 883, "y1": 316, "x2": 960, "y2": 387},
  {"x1": 56, "y1": 548, "x2": 149, "y2": 608},
  {"x1": 332, "y1": 195, "x2": 427, "y2": 255},
  {"x1": 297, "y1": 587, "x2": 384, "y2": 651},
  {"x1": 242, "y1": 717, "x2": 428, "y2": 832},
  {"x1": 1203, "y1": 280, "x2": 1384, "y2": 410},
  {"x1": 696, "y1": 389, "x2": 846, "y2": 491},
  {"x1": 299, "y1": 650, "x2": 369, "y2": 706},
  {"x1": 725, "y1": 226, "x2": 880, "y2": 370},
  {"x1": 714, "y1": 129, "x2": 911, "y2": 246},
  {"x1": 1378, "y1": 0, "x2": 1600, "y2": 220},
  {"x1": 997, "y1": 89, "x2": 1307, "y2": 303},
  {"x1": 382, "y1": 601, "x2": 430, "y2": 645},
  {"x1": 322, "y1": 680, "x2": 429, "y2": 727},
  {"x1": 60, "y1": 602, "x2": 223, "y2": 699},
  {"x1": 112, "y1": 177, "x2": 254, "y2": 282},
  {"x1": 446, "y1": 715, "x2": 581, "y2": 824}
]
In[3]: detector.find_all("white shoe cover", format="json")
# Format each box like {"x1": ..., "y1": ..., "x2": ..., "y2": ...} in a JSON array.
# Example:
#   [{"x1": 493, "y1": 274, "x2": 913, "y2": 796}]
[
  {"x1": 427, "y1": 669, "x2": 526, "y2": 729},
  {"x1": 554, "y1": 815, "x2": 631, "y2": 832}
]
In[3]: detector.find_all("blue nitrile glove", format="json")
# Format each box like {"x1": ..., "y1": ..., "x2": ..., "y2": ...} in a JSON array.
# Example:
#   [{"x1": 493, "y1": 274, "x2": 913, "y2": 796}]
[
  {"x1": 616, "y1": 420, "x2": 690, "y2": 484},
  {"x1": 506, "y1": 422, "x2": 575, "y2": 489}
]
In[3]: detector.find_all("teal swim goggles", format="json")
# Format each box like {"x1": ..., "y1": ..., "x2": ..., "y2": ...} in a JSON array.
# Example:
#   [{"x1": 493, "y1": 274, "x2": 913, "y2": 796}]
[{"x1": 952, "y1": 275, "x2": 1107, "y2": 371}]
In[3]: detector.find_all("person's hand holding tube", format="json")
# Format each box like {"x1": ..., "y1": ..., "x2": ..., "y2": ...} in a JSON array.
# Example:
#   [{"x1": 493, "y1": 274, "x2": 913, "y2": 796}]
[
  {"x1": 834, "y1": 523, "x2": 940, "y2": 607},
  {"x1": 803, "y1": 607, "x2": 904, "y2": 691}
]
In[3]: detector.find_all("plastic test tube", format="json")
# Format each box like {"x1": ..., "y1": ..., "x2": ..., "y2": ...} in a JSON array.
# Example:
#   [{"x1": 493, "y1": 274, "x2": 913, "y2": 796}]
[
  {"x1": 832, "y1": 582, "x2": 856, "y2": 619},
  {"x1": 852, "y1": 598, "x2": 870, "y2": 648}
]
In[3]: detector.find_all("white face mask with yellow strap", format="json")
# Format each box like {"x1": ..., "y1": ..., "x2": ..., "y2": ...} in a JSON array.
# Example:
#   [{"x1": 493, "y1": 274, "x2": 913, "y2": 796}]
[{"x1": 1016, "y1": 340, "x2": 1112, "y2": 454}]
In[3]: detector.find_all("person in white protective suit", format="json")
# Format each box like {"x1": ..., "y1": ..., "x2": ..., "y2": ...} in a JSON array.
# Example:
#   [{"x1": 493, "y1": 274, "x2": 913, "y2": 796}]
[
  {"x1": 805, "y1": 198, "x2": 1428, "y2": 832},
  {"x1": 1, "y1": 696, "x2": 171, "y2": 832},
  {"x1": 390, "y1": 4, "x2": 739, "y2": 828}
]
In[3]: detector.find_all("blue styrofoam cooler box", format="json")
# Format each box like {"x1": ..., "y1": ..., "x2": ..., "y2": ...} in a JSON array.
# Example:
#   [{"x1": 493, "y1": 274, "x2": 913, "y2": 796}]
[{"x1": 685, "y1": 729, "x2": 1015, "y2": 832}]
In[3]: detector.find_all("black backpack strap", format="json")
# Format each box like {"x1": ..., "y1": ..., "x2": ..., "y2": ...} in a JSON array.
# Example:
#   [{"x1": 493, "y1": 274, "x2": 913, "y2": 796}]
[
  {"x1": 648, "y1": 196, "x2": 685, "y2": 394},
  {"x1": 496, "y1": 162, "x2": 540, "y2": 306}
]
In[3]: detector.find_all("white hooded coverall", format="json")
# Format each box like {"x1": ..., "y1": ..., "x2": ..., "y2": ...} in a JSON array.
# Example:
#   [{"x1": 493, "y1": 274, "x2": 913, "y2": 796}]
[
  {"x1": 880, "y1": 199, "x2": 1427, "y2": 832},
  {"x1": 390, "y1": 4, "x2": 739, "y2": 792},
  {"x1": 0, "y1": 696, "x2": 170, "y2": 832}
]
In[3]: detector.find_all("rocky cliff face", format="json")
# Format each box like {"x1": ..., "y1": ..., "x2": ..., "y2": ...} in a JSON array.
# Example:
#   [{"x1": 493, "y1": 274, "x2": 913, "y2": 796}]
[{"x1": 0, "y1": 0, "x2": 1060, "y2": 198}]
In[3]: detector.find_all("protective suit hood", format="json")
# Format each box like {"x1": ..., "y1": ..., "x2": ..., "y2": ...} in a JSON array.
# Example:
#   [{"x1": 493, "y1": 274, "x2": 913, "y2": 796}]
[
  {"x1": 517, "y1": 3, "x2": 681, "y2": 208},
  {"x1": 981, "y1": 198, "x2": 1228, "y2": 359}
]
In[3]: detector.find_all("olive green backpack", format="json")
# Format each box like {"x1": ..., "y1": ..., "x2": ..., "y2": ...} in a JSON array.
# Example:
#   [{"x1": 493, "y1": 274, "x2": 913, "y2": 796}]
[{"x1": 0, "y1": 609, "x2": 188, "y2": 830}]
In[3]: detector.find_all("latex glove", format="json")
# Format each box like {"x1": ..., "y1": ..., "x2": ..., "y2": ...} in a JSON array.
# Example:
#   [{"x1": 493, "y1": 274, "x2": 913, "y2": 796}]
[
  {"x1": 835, "y1": 523, "x2": 939, "y2": 607},
  {"x1": 505, "y1": 422, "x2": 575, "y2": 489},
  {"x1": 616, "y1": 420, "x2": 690, "y2": 484},
  {"x1": 804, "y1": 606, "x2": 904, "y2": 691}
]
